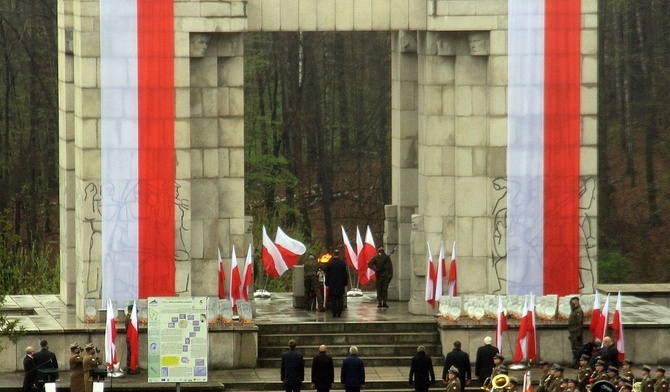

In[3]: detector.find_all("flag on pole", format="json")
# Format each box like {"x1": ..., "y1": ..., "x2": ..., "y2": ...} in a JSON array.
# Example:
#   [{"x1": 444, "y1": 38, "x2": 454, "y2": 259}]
[
  {"x1": 105, "y1": 298, "x2": 118, "y2": 370},
  {"x1": 127, "y1": 300, "x2": 139, "y2": 372},
  {"x1": 610, "y1": 292, "x2": 624, "y2": 362},
  {"x1": 356, "y1": 227, "x2": 364, "y2": 260},
  {"x1": 589, "y1": 291, "x2": 601, "y2": 337},
  {"x1": 513, "y1": 295, "x2": 537, "y2": 364},
  {"x1": 506, "y1": 0, "x2": 582, "y2": 296},
  {"x1": 342, "y1": 226, "x2": 359, "y2": 270},
  {"x1": 596, "y1": 294, "x2": 610, "y2": 344},
  {"x1": 425, "y1": 242, "x2": 437, "y2": 308},
  {"x1": 523, "y1": 367, "x2": 534, "y2": 392},
  {"x1": 261, "y1": 226, "x2": 288, "y2": 277},
  {"x1": 358, "y1": 226, "x2": 376, "y2": 285},
  {"x1": 274, "y1": 227, "x2": 306, "y2": 268},
  {"x1": 435, "y1": 242, "x2": 446, "y2": 304},
  {"x1": 230, "y1": 246, "x2": 241, "y2": 312},
  {"x1": 241, "y1": 244, "x2": 253, "y2": 301},
  {"x1": 447, "y1": 241, "x2": 458, "y2": 297},
  {"x1": 217, "y1": 247, "x2": 226, "y2": 300},
  {"x1": 496, "y1": 295, "x2": 508, "y2": 355}
]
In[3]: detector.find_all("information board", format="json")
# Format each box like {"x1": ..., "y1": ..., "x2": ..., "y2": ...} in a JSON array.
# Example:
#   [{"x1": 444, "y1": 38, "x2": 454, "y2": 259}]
[{"x1": 147, "y1": 297, "x2": 208, "y2": 383}]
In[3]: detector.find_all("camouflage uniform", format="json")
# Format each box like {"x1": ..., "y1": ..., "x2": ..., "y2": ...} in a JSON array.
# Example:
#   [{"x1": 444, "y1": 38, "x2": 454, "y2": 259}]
[
  {"x1": 304, "y1": 256, "x2": 324, "y2": 310},
  {"x1": 368, "y1": 247, "x2": 393, "y2": 308}
]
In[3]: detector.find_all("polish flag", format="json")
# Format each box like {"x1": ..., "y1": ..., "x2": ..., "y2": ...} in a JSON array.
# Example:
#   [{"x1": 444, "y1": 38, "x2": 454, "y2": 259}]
[
  {"x1": 356, "y1": 227, "x2": 364, "y2": 258},
  {"x1": 425, "y1": 242, "x2": 437, "y2": 308},
  {"x1": 447, "y1": 241, "x2": 458, "y2": 297},
  {"x1": 610, "y1": 292, "x2": 625, "y2": 362},
  {"x1": 358, "y1": 226, "x2": 377, "y2": 285},
  {"x1": 596, "y1": 294, "x2": 610, "y2": 344},
  {"x1": 496, "y1": 295, "x2": 509, "y2": 355},
  {"x1": 523, "y1": 368, "x2": 534, "y2": 392},
  {"x1": 513, "y1": 295, "x2": 537, "y2": 364},
  {"x1": 105, "y1": 298, "x2": 118, "y2": 370},
  {"x1": 434, "y1": 242, "x2": 447, "y2": 304},
  {"x1": 100, "y1": 0, "x2": 175, "y2": 304},
  {"x1": 126, "y1": 300, "x2": 139, "y2": 372},
  {"x1": 507, "y1": 0, "x2": 582, "y2": 295},
  {"x1": 241, "y1": 244, "x2": 253, "y2": 301},
  {"x1": 589, "y1": 291, "x2": 601, "y2": 338},
  {"x1": 341, "y1": 226, "x2": 358, "y2": 270},
  {"x1": 230, "y1": 246, "x2": 241, "y2": 312},
  {"x1": 217, "y1": 247, "x2": 226, "y2": 300},
  {"x1": 274, "y1": 227, "x2": 306, "y2": 268},
  {"x1": 262, "y1": 226, "x2": 288, "y2": 277}
]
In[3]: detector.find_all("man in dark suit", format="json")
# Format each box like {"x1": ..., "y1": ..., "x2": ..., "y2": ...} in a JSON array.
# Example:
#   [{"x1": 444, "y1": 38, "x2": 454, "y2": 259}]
[
  {"x1": 325, "y1": 250, "x2": 348, "y2": 317},
  {"x1": 442, "y1": 341, "x2": 471, "y2": 392},
  {"x1": 281, "y1": 339, "x2": 304, "y2": 392},
  {"x1": 475, "y1": 336, "x2": 499, "y2": 382},
  {"x1": 341, "y1": 346, "x2": 365, "y2": 392},
  {"x1": 23, "y1": 346, "x2": 37, "y2": 392},
  {"x1": 311, "y1": 345, "x2": 334, "y2": 392},
  {"x1": 33, "y1": 339, "x2": 58, "y2": 391},
  {"x1": 409, "y1": 345, "x2": 435, "y2": 392}
]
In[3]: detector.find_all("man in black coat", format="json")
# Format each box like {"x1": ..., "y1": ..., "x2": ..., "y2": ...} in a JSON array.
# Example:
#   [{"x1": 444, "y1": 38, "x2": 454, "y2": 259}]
[
  {"x1": 281, "y1": 339, "x2": 304, "y2": 392},
  {"x1": 409, "y1": 345, "x2": 435, "y2": 392},
  {"x1": 325, "y1": 250, "x2": 348, "y2": 317},
  {"x1": 341, "y1": 346, "x2": 365, "y2": 392},
  {"x1": 442, "y1": 341, "x2": 471, "y2": 392},
  {"x1": 475, "y1": 336, "x2": 499, "y2": 382},
  {"x1": 23, "y1": 346, "x2": 37, "y2": 392},
  {"x1": 311, "y1": 345, "x2": 334, "y2": 392},
  {"x1": 33, "y1": 339, "x2": 58, "y2": 391}
]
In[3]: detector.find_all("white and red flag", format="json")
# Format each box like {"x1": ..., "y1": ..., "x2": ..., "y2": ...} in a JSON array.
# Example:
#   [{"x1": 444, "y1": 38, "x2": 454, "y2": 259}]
[
  {"x1": 241, "y1": 244, "x2": 253, "y2": 301},
  {"x1": 230, "y1": 246, "x2": 242, "y2": 312},
  {"x1": 523, "y1": 368, "x2": 534, "y2": 392},
  {"x1": 425, "y1": 242, "x2": 437, "y2": 308},
  {"x1": 597, "y1": 294, "x2": 610, "y2": 344},
  {"x1": 589, "y1": 291, "x2": 601, "y2": 338},
  {"x1": 507, "y1": 0, "x2": 582, "y2": 295},
  {"x1": 100, "y1": 0, "x2": 175, "y2": 304},
  {"x1": 217, "y1": 247, "x2": 226, "y2": 300},
  {"x1": 496, "y1": 295, "x2": 509, "y2": 355},
  {"x1": 513, "y1": 295, "x2": 537, "y2": 364},
  {"x1": 262, "y1": 226, "x2": 288, "y2": 277},
  {"x1": 105, "y1": 298, "x2": 118, "y2": 370},
  {"x1": 610, "y1": 292, "x2": 624, "y2": 361},
  {"x1": 126, "y1": 300, "x2": 139, "y2": 372},
  {"x1": 434, "y1": 242, "x2": 447, "y2": 304},
  {"x1": 447, "y1": 241, "x2": 458, "y2": 297},
  {"x1": 274, "y1": 227, "x2": 306, "y2": 268},
  {"x1": 341, "y1": 226, "x2": 359, "y2": 270},
  {"x1": 358, "y1": 226, "x2": 377, "y2": 285}
]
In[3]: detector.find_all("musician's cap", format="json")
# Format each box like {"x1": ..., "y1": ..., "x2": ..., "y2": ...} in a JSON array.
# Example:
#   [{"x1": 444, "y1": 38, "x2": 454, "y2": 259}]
[
  {"x1": 448, "y1": 366, "x2": 459, "y2": 375},
  {"x1": 538, "y1": 361, "x2": 550, "y2": 367},
  {"x1": 69, "y1": 342, "x2": 80, "y2": 350},
  {"x1": 657, "y1": 366, "x2": 666, "y2": 373},
  {"x1": 595, "y1": 360, "x2": 606, "y2": 367},
  {"x1": 607, "y1": 366, "x2": 619, "y2": 374},
  {"x1": 85, "y1": 343, "x2": 95, "y2": 350},
  {"x1": 642, "y1": 365, "x2": 652, "y2": 372},
  {"x1": 568, "y1": 379, "x2": 577, "y2": 384},
  {"x1": 622, "y1": 360, "x2": 632, "y2": 365},
  {"x1": 551, "y1": 364, "x2": 564, "y2": 371}
]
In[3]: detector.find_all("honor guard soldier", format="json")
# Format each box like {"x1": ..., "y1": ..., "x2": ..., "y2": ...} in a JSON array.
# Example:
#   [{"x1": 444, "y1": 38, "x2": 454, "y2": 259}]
[
  {"x1": 655, "y1": 367, "x2": 668, "y2": 392},
  {"x1": 607, "y1": 367, "x2": 619, "y2": 384},
  {"x1": 537, "y1": 361, "x2": 553, "y2": 392},
  {"x1": 548, "y1": 365, "x2": 565, "y2": 392},
  {"x1": 640, "y1": 365, "x2": 654, "y2": 392},
  {"x1": 592, "y1": 360, "x2": 609, "y2": 383},
  {"x1": 621, "y1": 360, "x2": 634, "y2": 383},
  {"x1": 492, "y1": 355, "x2": 505, "y2": 378},
  {"x1": 577, "y1": 355, "x2": 593, "y2": 392},
  {"x1": 445, "y1": 366, "x2": 462, "y2": 392},
  {"x1": 565, "y1": 379, "x2": 578, "y2": 392},
  {"x1": 620, "y1": 384, "x2": 633, "y2": 392}
]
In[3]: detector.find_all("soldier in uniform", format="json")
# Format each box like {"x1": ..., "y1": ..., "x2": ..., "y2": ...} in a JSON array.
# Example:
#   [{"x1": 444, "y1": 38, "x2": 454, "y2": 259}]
[
  {"x1": 492, "y1": 355, "x2": 505, "y2": 378},
  {"x1": 537, "y1": 361, "x2": 553, "y2": 392},
  {"x1": 621, "y1": 360, "x2": 634, "y2": 383},
  {"x1": 507, "y1": 377, "x2": 520, "y2": 392},
  {"x1": 82, "y1": 343, "x2": 101, "y2": 392},
  {"x1": 640, "y1": 365, "x2": 654, "y2": 392},
  {"x1": 621, "y1": 384, "x2": 633, "y2": 392},
  {"x1": 444, "y1": 366, "x2": 462, "y2": 392},
  {"x1": 577, "y1": 355, "x2": 593, "y2": 392},
  {"x1": 368, "y1": 246, "x2": 393, "y2": 308},
  {"x1": 548, "y1": 365, "x2": 565, "y2": 392},
  {"x1": 566, "y1": 379, "x2": 578, "y2": 392},
  {"x1": 607, "y1": 367, "x2": 620, "y2": 384},
  {"x1": 592, "y1": 360, "x2": 609, "y2": 383},
  {"x1": 69, "y1": 343, "x2": 85, "y2": 392},
  {"x1": 568, "y1": 297, "x2": 584, "y2": 368},
  {"x1": 304, "y1": 255, "x2": 325, "y2": 311},
  {"x1": 655, "y1": 367, "x2": 668, "y2": 392}
]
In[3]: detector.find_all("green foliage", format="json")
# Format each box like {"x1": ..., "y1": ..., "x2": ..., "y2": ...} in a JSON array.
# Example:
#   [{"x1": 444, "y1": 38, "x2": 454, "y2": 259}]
[{"x1": 597, "y1": 247, "x2": 633, "y2": 284}]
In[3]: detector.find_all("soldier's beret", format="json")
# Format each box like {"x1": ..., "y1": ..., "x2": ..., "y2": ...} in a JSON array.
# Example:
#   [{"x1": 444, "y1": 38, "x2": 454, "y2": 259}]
[
  {"x1": 657, "y1": 366, "x2": 666, "y2": 373},
  {"x1": 509, "y1": 377, "x2": 519, "y2": 385},
  {"x1": 494, "y1": 354, "x2": 505, "y2": 360},
  {"x1": 607, "y1": 366, "x2": 619, "y2": 373},
  {"x1": 448, "y1": 366, "x2": 460, "y2": 375},
  {"x1": 595, "y1": 360, "x2": 606, "y2": 367},
  {"x1": 642, "y1": 365, "x2": 652, "y2": 372},
  {"x1": 580, "y1": 354, "x2": 590, "y2": 361},
  {"x1": 622, "y1": 360, "x2": 632, "y2": 365}
]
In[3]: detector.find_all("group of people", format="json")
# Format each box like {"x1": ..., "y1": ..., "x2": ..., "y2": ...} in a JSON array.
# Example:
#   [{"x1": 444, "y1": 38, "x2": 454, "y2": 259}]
[
  {"x1": 23, "y1": 340, "x2": 102, "y2": 392},
  {"x1": 280, "y1": 339, "x2": 365, "y2": 392},
  {"x1": 303, "y1": 246, "x2": 394, "y2": 317}
]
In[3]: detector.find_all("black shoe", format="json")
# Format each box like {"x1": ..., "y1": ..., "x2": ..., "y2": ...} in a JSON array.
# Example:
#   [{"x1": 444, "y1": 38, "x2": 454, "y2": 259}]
[{"x1": 377, "y1": 304, "x2": 383, "y2": 308}]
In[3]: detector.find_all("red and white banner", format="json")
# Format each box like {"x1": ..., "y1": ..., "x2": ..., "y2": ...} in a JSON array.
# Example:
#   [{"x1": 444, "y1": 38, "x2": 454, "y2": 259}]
[
  {"x1": 358, "y1": 226, "x2": 376, "y2": 285},
  {"x1": 597, "y1": 294, "x2": 610, "y2": 343},
  {"x1": 435, "y1": 242, "x2": 446, "y2": 303},
  {"x1": 610, "y1": 292, "x2": 624, "y2": 362},
  {"x1": 100, "y1": 0, "x2": 175, "y2": 303},
  {"x1": 341, "y1": 226, "x2": 359, "y2": 270},
  {"x1": 218, "y1": 248, "x2": 226, "y2": 300},
  {"x1": 127, "y1": 300, "x2": 139, "y2": 372},
  {"x1": 105, "y1": 298, "x2": 118, "y2": 370},
  {"x1": 262, "y1": 226, "x2": 288, "y2": 277},
  {"x1": 447, "y1": 242, "x2": 457, "y2": 297},
  {"x1": 513, "y1": 295, "x2": 537, "y2": 364},
  {"x1": 507, "y1": 0, "x2": 581, "y2": 295},
  {"x1": 241, "y1": 244, "x2": 253, "y2": 301},
  {"x1": 230, "y1": 246, "x2": 241, "y2": 311},
  {"x1": 589, "y1": 291, "x2": 601, "y2": 338},
  {"x1": 274, "y1": 227, "x2": 306, "y2": 268},
  {"x1": 425, "y1": 242, "x2": 437, "y2": 307},
  {"x1": 496, "y1": 295, "x2": 508, "y2": 355}
]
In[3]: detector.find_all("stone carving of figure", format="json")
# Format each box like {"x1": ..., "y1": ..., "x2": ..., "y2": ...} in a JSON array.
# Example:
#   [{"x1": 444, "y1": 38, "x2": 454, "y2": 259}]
[
  {"x1": 436, "y1": 33, "x2": 455, "y2": 56},
  {"x1": 468, "y1": 32, "x2": 489, "y2": 56},
  {"x1": 190, "y1": 33, "x2": 211, "y2": 57}
]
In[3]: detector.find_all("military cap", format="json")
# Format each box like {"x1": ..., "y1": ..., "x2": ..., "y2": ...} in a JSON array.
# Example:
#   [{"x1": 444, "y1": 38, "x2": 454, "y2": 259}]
[
  {"x1": 509, "y1": 377, "x2": 519, "y2": 385},
  {"x1": 621, "y1": 384, "x2": 633, "y2": 392},
  {"x1": 494, "y1": 354, "x2": 505, "y2": 360},
  {"x1": 642, "y1": 365, "x2": 652, "y2": 372},
  {"x1": 622, "y1": 360, "x2": 632, "y2": 366},
  {"x1": 568, "y1": 379, "x2": 577, "y2": 384},
  {"x1": 580, "y1": 354, "x2": 590, "y2": 361},
  {"x1": 551, "y1": 364, "x2": 564, "y2": 372},
  {"x1": 85, "y1": 343, "x2": 95, "y2": 350},
  {"x1": 448, "y1": 366, "x2": 460, "y2": 375},
  {"x1": 657, "y1": 366, "x2": 666, "y2": 373},
  {"x1": 69, "y1": 342, "x2": 80, "y2": 350},
  {"x1": 595, "y1": 360, "x2": 606, "y2": 367},
  {"x1": 561, "y1": 378, "x2": 570, "y2": 384},
  {"x1": 539, "y1": 361, "x2": 550, "y2": 367},
  {"x1": 607, "y1": 366, "x2": 618, "y2": 374}
]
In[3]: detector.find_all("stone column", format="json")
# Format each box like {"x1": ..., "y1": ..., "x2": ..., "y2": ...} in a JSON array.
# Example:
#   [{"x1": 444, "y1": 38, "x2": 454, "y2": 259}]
[{"x1": 389, "y1": 31, "x2": 419, "y2": 302}]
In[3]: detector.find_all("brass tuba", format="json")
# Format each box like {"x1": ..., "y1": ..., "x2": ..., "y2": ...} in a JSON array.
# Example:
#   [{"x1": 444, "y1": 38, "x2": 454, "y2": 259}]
[
  {"x1": 481, "y1": 377, "x2": 492, "y2": 392},
  {"x1": 492, "y1": 374, "x2": 511, "y2": 390},
  {"x1": 633, "y1": 382, "x2": 642, "y2": 392}
]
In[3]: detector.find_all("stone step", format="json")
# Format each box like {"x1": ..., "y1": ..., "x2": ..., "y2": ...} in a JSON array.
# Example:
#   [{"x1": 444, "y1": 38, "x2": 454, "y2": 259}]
[
  {"x1": 256, "y1": 321, "x2": 438, "y2": 335},
  {"x1": 258, "y1": 344, "x2": 442, "y2": 361},
  {"x1": 257, "y1": 355, "x2": 443, "y2": 368},
  {"x1": 259, "y1": 331, "x2": 440, "y2": 346}
]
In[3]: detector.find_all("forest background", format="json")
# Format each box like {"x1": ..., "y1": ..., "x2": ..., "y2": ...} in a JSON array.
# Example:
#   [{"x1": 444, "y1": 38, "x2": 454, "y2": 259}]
[{"x1": 0, "y1": 1, "x2": 665, "y2": 295}]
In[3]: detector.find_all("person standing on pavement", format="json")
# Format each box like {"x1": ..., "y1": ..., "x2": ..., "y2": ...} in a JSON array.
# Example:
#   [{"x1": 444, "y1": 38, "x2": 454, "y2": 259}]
[
  {"x1": 568, "y1": 297, "x2": 584, "y2": 368},
  {"x1": 442, "y1": 341, "x2": 471, "y2": 392},
  {"x1": 33, "y1": 339, "x2": 58, "y2": 391},
  {"x1": 82, "y1": 343, "x2": 101, "y2": 392},
  {"x1": 341, "y1": 346, "x2": 365, "y2": 392},
  {"x1": 69, "y1": 343, "x2": 85, "y2": 392},
  {"x1": 304, "y1": 255, "x2": 325, "y2": 311},
  {"x1": 325, "y1": 250, "x2": 348, "y2": 317},
  {"x1": 475, "y1": 336, "x2": 499, "y2": 382},
  {"x1": 23, "y1": 346, "x2": 37, "y2": 392},
  {"x1": 368, "y1": 246, "x2": 393, "y2": 308},
  {"x1": 281, "y1": 339, "x2": 305, "y2": 392},
  {"x1": 409, "y1": 345, "x2": 435, "y2": 392},
  {"x1": 311, "y1": 345, "x2": 334, "y2": 392}
]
